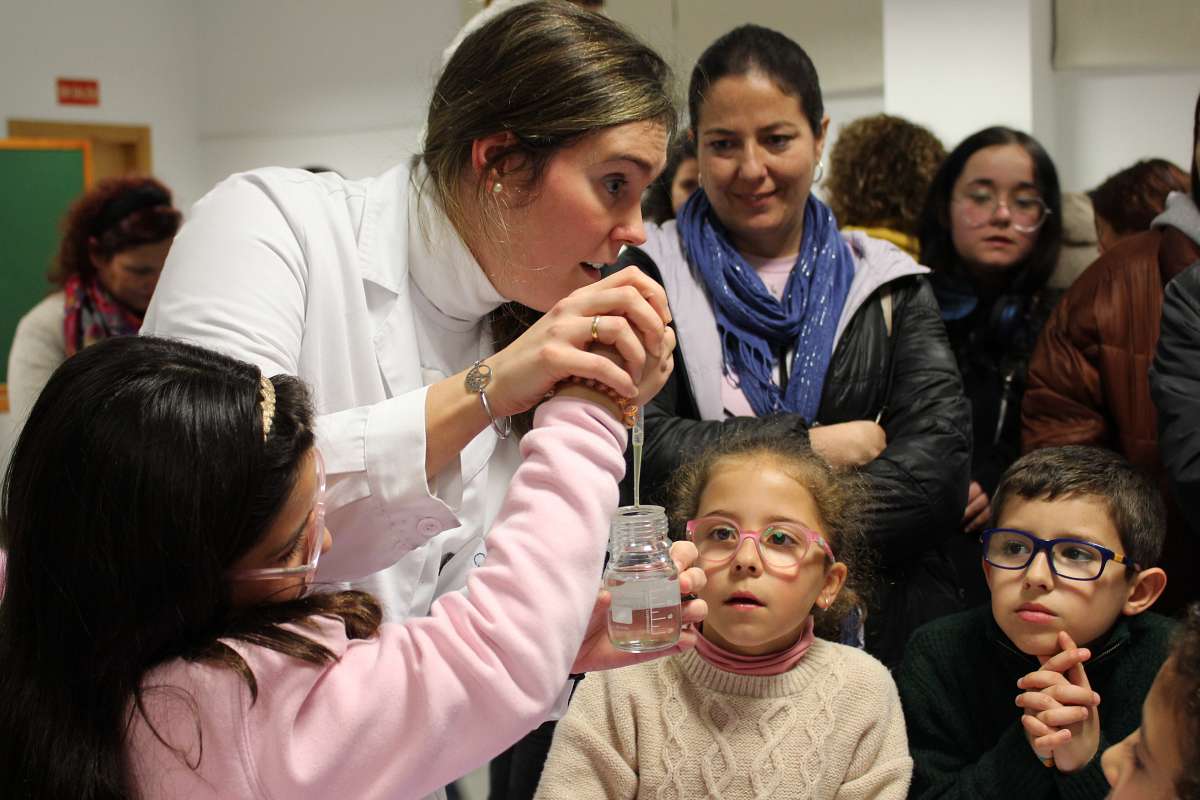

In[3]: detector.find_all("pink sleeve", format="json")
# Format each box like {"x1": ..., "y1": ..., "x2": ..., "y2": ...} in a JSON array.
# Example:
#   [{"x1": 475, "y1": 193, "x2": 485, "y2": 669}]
[{"x1": 242, "y1": 397, "x2": 627, "y2": 798}]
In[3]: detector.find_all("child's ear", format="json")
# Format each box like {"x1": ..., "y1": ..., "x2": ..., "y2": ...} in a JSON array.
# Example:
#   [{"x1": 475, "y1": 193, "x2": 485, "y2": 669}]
[
  {"x1": 1122, "y1": 567, "x2": 1167, "y2": 616},
  {"x1": 818, "y1": 561, "x2": 848, "y2": 610}
]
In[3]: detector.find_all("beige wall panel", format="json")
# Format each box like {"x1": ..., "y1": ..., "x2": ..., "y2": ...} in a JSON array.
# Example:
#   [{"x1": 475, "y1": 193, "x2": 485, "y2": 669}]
[{"x1": 1055, "y1": 0, "x2": 1200, "y2": 69}]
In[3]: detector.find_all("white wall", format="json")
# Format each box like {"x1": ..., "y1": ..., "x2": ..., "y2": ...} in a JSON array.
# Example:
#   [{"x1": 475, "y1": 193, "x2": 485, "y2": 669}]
[
  {"x1": 194, "y1": 0, "x2": 459, "y2": 193},
  {"x1": 199, "y1": 126, "x2": 423, "y2": 191},
  {"x1": 0, "y1": 0, "x2": 1195, "y2": 204},
  {"x1": 1053, "y1": 69, "x2": 1200, "y2": 192},
  {"x1": 0, "y1": 0, "x2": 204, "y2": 207},
  {"x1": 883, "y1": 0, "x2": 1039, "y2": 151}
]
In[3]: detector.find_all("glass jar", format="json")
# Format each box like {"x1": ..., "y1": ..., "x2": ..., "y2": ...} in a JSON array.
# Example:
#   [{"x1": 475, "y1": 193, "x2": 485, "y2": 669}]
[{"x1": 604, "y1": 504, "x2": 681, "y2": 653}]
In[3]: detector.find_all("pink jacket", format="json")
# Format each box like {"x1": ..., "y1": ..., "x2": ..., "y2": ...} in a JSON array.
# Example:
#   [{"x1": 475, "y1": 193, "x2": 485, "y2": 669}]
[{"x1": 125, "y1": 398, "x2": 625, "y2": 799}]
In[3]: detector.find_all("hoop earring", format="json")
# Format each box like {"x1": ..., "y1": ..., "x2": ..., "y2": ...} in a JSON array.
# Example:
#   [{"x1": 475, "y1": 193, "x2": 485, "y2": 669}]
[{"x1": 813, "y1": 162, "x2": 824, "y2": 183}]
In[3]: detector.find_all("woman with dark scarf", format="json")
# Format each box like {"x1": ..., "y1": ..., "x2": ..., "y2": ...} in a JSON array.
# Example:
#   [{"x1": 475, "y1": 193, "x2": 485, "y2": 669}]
[
  {"x1": 7, "y1": 176, "x2": 180, "y2": 423},
  {"x1": 916, "y1": 127, "x2": 1063, "y2": 606},
  {"x1": 619, "y1": 24, "x2": 970, "y2": 669}
]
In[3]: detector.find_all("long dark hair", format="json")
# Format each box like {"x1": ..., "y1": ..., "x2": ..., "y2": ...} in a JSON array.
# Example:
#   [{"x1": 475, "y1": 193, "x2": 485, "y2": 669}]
[
  {"x1": 918, "y1": 126, "x2": 1063, "y2": 295},
  {"x1": 0, "y1": 336, "x2": 380, "y2": 799},
  {"x1": 642, "y1": 134, "x2": 696, "y2": 225}
]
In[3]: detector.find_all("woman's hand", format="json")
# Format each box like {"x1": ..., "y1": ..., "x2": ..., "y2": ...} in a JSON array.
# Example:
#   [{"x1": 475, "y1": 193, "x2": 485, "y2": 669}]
[
  {"x1": 809, "y1": 421, "x2": 887, "y2": 468},
  {"x1": 486, "y1": 268, "x2": 673, "y2": 417},
  {"x1": 553, "y1": 333, "x2": 677, "y2": 423},
  {"x1": 571, "y1": 541, "x2": 708, "y2": 674},
  {"x1": 962, "y1": 480, "x2": 991, "y2": 532},
  {"x1": 423, "y1": 270, "x2": 673, "y2": 480}
]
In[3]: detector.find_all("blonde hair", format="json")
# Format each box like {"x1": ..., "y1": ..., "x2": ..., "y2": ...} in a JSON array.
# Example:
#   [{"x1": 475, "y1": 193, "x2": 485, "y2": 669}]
[{"x1": 420, "y1": 0, "x2": 675, "y2": 244}]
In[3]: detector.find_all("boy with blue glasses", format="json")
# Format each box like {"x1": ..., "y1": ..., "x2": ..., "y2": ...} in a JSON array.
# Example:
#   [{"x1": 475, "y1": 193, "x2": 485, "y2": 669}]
[{"x1": 898, "y1": 445, "x2": 1173, "y2": 799}]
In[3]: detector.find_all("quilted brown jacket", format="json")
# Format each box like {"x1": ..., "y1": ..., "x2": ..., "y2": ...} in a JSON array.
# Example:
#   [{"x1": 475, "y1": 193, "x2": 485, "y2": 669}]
[{"x1": 1022, "y1": 223, "x2": 1200, "y2": 612}]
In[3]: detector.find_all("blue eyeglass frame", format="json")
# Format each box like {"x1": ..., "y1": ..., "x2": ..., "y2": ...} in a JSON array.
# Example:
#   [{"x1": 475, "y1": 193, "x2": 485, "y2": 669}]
[{"x1": 979, "y1": 527, "x2": 1138, "y2": 582}]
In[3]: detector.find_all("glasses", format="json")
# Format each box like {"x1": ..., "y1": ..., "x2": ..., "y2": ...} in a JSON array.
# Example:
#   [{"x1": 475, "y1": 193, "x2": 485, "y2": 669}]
[
  {"x1": 980, "y1": 528, "x2": 1137, "y2": 582},
  {"x1": 955, "y1": 186, "x2": 1051, "y2": 233},
  {"x1": 685, "y1": 515, "x2": 835, "y2": 571},
  {"x1": 230, "y1": 449, "x2": 327, "y2": 588}
]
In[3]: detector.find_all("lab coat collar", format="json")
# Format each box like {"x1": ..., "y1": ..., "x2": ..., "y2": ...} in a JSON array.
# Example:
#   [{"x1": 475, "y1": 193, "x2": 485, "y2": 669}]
[{"x1": 407, "y1": 167, "x2": 507, "y2": 327}]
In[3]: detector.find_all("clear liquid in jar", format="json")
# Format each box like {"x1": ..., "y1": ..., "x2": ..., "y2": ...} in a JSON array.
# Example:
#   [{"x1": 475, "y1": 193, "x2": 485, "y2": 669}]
[{"x1": 606, "y1": 570, "x2": 681, "y2": 653}]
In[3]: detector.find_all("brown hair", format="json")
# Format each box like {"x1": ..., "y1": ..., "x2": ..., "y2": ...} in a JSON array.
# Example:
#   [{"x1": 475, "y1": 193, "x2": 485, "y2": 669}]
[
  {"x1": 990, "y1": 445, "x2": 1166, "y2": 571},
  {"x1": 51, "y1": 175, "x2": 181, "y2": 286},
  {"x1": 642, "y1": 134, "x2": 697, "y2": 225},
  {"x1": 826, "y1": 114, "x2": 946, "y2": 236},
  {"x1": 1173, "y1": 603, "x2": 1200, "y2": 799},
  {"x1": 669, "y1": 426, "x2": 873, "y2": 640},
  {"x1": 1088, "y1": 158, "x2": 1190, "y2": 236},
  {"x1": 420, "y1": 0, "x2": 675, "y2": 245}
]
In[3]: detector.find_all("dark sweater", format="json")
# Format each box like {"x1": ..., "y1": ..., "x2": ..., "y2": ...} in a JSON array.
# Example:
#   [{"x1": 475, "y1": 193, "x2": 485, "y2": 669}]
[{"x1": 897, "y1": 606, "x2": 1175, "y2": 800}]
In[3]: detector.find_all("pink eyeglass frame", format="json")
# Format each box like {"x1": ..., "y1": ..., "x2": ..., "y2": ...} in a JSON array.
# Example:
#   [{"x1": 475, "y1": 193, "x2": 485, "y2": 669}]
[
  {"x1": 685, "y1": 515, "x2": 836, "y2": 568},
  {"x1": 230, "y1": 448, "x2": 327, "y2": 583}
]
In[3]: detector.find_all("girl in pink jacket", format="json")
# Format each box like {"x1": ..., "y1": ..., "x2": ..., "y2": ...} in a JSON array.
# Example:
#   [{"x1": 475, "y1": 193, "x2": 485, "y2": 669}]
[{"x1": 0, "y1": 336, "x2": 703, "y2": 799}]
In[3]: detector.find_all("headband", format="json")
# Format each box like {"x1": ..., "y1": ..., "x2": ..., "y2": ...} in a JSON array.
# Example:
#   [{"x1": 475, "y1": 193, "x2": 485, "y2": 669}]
[
  {"x1": 91, "y1": 184, "x2": 171, "y2": 238},
  {"x1": 260, "y1": 375, "x2": 276, "y2": 442}
]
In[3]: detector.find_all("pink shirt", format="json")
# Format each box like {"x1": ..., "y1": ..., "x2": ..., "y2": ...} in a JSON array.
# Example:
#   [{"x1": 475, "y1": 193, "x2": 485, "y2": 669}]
[
  {"x1": 125, "y1": 398, "x2": 626, "y2": 799},
  {"x1": 721, "y1": 252, "x2": 797, "y2": 417}
]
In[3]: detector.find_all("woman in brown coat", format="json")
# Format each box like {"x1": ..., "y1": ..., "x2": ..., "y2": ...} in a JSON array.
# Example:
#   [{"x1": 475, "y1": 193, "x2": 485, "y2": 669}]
[{"x1": 1021, "y1": 93, "x2": 1200, "y2": 614}]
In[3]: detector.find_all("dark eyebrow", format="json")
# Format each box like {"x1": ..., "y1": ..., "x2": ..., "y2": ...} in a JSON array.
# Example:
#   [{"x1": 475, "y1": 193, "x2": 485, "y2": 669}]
[
  {"x1": 965, "y1": 178, "x2": 1039, "y2": 191},
  {"x1": 702, "y1": 122, "x2": 797, "y2": 137}
]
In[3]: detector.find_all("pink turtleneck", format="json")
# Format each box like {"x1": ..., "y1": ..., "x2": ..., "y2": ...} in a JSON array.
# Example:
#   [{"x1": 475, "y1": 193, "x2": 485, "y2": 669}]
[{"x1": 693, "y1": 615, "x2": 817, "y2": 676}]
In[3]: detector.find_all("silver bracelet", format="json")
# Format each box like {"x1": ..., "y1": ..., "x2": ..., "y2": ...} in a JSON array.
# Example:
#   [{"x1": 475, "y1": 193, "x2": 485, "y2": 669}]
[{"x1": 465, "y1": 360, "x2": 511, "y2": 439}]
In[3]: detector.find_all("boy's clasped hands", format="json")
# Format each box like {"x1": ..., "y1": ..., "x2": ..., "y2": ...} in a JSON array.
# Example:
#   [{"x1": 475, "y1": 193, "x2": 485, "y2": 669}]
[{"x1": 1016, "y1": 630, "x2": 1103, "y2": 772}]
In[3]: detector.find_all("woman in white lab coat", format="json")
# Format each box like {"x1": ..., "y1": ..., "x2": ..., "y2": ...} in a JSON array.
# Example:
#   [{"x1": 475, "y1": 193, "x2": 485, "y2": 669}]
[{"x1": 143, "y1": 0, "x2": 685, "y2": 636}]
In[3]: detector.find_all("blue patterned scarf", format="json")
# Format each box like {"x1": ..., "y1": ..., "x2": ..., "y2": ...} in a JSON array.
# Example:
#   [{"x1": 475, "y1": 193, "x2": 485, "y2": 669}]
[{"x1": 678, "y1": 191, "x2": 854, "y2": 420}]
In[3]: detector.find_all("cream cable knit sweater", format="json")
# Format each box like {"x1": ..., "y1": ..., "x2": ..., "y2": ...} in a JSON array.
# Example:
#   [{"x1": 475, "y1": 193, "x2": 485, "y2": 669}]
[{"x1": 534, "y1": 638, "x2": 912, "y2": 800}]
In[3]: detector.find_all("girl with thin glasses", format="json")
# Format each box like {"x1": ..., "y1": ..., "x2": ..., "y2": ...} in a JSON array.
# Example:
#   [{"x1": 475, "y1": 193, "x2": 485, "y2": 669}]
[
  {"x1": 917, "y1": 126, "x2": 1064, "y2": 605},
  {"x1": 0, "y1": 336, "x2": 705, "y2": 799}
]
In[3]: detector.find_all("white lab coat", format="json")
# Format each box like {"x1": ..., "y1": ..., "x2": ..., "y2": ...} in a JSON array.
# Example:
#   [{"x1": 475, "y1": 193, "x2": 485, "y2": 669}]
[{"x1": 142, "y1": 162, "x2": 522, "y2": 622}]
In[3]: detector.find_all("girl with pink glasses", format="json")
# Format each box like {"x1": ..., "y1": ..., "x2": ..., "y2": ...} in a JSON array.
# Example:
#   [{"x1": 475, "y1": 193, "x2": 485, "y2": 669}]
[{"x1": 535, "y1": 428, "x2": 911, "y2": 799}]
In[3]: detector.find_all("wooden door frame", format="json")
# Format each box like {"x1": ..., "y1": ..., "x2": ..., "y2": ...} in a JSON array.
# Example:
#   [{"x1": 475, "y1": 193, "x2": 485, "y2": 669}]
[
  {"x1": 7, "y1": 119, "x2": 151, "y2": 174},
  {"x1": 0, "y1": 136, "x2": 94, "y2": 187}
]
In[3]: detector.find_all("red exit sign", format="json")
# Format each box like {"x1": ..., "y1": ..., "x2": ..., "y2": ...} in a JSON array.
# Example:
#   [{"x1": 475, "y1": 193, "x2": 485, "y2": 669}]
[{"x1": 57, "y1": 77, "x2": 99, "y2": 106}]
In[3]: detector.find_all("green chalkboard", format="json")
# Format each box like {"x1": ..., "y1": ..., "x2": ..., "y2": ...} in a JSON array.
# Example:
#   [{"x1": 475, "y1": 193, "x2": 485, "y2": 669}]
[{"x1": 0, "y1": 141, "x2": 88, "y2": 384}]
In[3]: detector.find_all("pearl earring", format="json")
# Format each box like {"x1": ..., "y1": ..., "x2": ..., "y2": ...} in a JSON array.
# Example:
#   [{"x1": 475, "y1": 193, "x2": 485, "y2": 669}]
[{"x1": 492, "y1": 182, "x2": 503, "y2": 194}]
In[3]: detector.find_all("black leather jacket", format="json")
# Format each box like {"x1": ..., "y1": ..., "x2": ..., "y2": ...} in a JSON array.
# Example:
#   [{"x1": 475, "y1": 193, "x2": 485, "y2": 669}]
[
  {"x1": 1152, "y1": 261, "x2": 1200, "y2": 539},
  {"x1": 614, "y1": 249, "x2": 972, "y2": 667}
]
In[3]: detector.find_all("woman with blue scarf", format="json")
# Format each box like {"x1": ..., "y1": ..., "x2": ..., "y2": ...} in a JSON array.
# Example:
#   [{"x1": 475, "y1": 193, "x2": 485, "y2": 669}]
[{"x1": 619, "y1": 24, "x2": 970, "y2": 669}]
